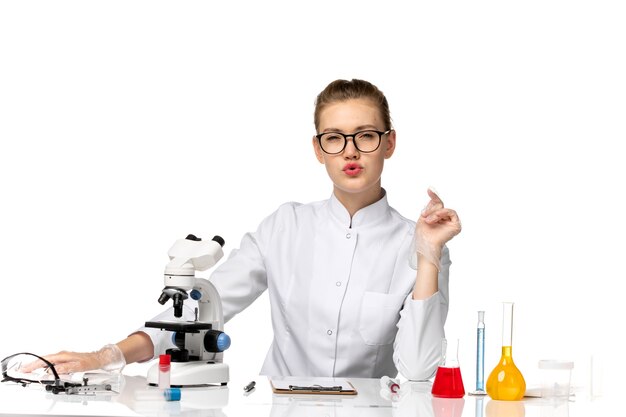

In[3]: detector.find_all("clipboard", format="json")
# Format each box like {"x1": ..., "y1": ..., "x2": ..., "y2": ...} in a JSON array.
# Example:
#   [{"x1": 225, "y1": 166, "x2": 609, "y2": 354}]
[{"x1": 269, "y1": 376, "x2": 358, "y2": 395}]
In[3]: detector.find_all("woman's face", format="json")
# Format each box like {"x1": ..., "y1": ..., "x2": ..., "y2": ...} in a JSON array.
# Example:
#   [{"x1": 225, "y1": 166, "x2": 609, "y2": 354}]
[{"x1": 313, "y1": 98, "x2": 396, "y2": 199}]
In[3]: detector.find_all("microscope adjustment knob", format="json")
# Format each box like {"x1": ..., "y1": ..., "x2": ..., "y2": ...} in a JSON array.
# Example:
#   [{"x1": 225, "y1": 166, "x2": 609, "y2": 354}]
[{"x1": 204, "y1": 330, "x2": 231, "y2": 352}]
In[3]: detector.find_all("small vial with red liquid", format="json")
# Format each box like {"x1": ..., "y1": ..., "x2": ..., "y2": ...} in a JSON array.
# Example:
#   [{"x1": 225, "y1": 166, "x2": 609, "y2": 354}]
[
  {"x1": 158, "y1": 354, "x2": 171, "y2": 389},
  {"x1": 380, "y1": 375, "x2": 400, "y2": 393},
  {"x1": 431, "y1": 338, "x2": 465, "y2": 398}
]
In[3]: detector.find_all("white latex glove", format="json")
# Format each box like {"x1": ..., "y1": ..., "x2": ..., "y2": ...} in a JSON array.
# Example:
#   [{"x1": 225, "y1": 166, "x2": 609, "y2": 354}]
[
  {"x1": 409, "y1": 187, "x2": 462, "y2": 271},
  {"x1": 19, "y1": 344, "x2": 126, "y2": 374}
]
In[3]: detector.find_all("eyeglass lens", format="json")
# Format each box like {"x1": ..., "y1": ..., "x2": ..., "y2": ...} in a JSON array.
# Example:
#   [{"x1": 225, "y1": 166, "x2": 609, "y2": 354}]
[{"x1": 319, "y1": 131, "x2": 382, "y2": 154}]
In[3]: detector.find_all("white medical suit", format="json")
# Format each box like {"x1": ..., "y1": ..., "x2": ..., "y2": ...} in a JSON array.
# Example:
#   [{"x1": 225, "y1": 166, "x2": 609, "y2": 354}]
[{"x1": 138, "y1": 191, "x2": 450, "y2": 380}]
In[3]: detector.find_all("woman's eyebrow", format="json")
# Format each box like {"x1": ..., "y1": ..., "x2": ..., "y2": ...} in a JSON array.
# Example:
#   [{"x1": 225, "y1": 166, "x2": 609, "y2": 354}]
[{"x1": 320, "y1": 124, "x2": 380, "y2": 133}]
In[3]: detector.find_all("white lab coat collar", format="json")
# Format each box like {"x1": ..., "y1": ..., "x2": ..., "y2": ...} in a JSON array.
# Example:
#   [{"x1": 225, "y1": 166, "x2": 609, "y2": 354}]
[{"x1": 328, "y1": 189, "x2": 390, "y2": 229}]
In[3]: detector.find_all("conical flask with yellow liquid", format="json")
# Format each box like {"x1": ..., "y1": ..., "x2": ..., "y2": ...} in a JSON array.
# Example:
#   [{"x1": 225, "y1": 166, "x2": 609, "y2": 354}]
[{"x1": 486, "y1": 302, "x2": 526, "y2": 400}]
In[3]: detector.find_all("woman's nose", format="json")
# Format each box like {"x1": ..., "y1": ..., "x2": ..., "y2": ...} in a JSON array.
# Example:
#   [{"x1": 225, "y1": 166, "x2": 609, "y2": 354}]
[{"x1": 342, "y1": 137, "x2": 360, "y2": 158}]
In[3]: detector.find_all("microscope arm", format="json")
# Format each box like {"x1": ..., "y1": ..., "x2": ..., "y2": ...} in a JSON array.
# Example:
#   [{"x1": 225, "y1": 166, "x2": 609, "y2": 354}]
[{"x1": 193, "y1": 278, "x2": 225, "y2": 331}]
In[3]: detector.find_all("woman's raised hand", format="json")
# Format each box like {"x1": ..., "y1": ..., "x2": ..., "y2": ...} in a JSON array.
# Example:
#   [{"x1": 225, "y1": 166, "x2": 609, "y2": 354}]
[{"x1": 412, "y1": 188, "x2": 462, "y2": 270}]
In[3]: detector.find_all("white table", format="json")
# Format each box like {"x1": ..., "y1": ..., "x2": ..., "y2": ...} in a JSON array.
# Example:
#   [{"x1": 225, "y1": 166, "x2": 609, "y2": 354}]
[{"x1": 0, "y1": 373, "x2": 617, "y2": 416}]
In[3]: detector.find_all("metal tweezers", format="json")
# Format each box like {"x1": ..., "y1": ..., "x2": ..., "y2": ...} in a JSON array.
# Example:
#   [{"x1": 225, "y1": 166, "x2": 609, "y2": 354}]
[{"x1": 289, "y1": 384, "x2": 343, "y2": 392}]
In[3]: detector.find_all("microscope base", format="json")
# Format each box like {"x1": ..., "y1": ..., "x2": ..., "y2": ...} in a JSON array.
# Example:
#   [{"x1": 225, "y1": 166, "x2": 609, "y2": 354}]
[{"x1": 147, "y1": 361, "x2": 229, "y2": 387}]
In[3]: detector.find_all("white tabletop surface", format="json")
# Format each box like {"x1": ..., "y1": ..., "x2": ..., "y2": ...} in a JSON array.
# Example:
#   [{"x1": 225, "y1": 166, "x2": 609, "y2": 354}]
[{"x1": 0, "y1": 371, "x2": 617, "y2": 417}]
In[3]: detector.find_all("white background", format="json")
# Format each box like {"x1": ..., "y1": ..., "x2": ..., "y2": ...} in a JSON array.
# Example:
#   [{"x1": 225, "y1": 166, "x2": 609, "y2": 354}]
[{"x1": 1, "y1": 0, "x2": 624, "y2": 400}]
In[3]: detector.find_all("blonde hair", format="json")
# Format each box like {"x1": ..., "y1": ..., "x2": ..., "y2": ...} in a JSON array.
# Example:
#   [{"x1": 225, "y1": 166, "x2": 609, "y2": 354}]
[{"x1": 314, "y1": 79, "x2": 392, "y2": 132}]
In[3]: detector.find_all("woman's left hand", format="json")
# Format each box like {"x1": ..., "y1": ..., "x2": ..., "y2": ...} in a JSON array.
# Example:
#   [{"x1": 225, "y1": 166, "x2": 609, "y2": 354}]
[{"x1": 413, "y1": 188, "x2": 462, "y2": 269}]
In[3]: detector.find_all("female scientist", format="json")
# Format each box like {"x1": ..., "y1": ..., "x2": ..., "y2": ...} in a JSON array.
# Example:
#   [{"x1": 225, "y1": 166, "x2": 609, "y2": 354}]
[{"x1": 23, "y1": 79, "x2": 462, "y2": 380}]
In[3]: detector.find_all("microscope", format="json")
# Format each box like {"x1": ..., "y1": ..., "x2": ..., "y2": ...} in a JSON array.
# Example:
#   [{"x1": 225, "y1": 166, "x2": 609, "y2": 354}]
[{"x1": 145, "y1": 234, "x2": 231, "y2": 387}]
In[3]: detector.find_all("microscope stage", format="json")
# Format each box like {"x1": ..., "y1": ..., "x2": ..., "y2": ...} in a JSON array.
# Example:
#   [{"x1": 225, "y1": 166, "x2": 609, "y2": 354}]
[{"x1": 144, "y1": 321, "x2": 213, "y2": 332}]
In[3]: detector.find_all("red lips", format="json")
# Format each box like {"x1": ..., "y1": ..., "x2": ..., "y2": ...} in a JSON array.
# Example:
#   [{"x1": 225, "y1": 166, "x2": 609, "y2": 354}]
[{"x1": 343, "y1": 163, "x2": 363, "y2": 176}]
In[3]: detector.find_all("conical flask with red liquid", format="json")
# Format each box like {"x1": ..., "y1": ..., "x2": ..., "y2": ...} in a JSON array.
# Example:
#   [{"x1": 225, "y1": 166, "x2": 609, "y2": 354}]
[{"x1": 432, "y1": 338, "x2": 465, "y2": 398}]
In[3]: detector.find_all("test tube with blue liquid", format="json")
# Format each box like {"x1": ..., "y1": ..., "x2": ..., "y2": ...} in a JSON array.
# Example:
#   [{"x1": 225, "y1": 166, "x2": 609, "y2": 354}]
[{"x1": 470, "y1": 310, "x2": 487, "y2": 396}]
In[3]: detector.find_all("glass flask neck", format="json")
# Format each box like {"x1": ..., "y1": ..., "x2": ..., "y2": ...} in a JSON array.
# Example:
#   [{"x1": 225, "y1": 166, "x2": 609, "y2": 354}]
[
  {"x1": 439, "y1": 338, "x2": 460, "y2": 367},
  {"x1": 501, "y1": 345, "x2": 513, "y2": 360},
  {"x1": 501, "y1": 302, "x2": 514, "y2": 347}
]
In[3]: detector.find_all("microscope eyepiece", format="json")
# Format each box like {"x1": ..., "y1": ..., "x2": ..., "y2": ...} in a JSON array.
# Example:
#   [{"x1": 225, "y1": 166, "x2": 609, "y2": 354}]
[{"x1": 212, "y1": 235, "x2": 225, "y2": 247}]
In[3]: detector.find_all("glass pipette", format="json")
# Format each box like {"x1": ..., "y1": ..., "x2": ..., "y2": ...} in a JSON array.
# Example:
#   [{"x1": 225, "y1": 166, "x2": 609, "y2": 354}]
[{"x1": 469, "y1": 310, "x2": 487, "y2": 395}]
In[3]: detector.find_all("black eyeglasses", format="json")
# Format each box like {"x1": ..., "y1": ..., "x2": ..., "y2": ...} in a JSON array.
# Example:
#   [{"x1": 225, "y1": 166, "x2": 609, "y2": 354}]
[
  {"x1": 1, "y1": 352, "x2": 61, "y2": 387},
  {"x1": 2, "y1": 353, "x2": 117, "y2": 395},
  {"x1": 0, "y1": 352, "x2": 75, "y2": 390},
  {"x1": 315, "y1": 129, "x2": 393, "y2": 154}
]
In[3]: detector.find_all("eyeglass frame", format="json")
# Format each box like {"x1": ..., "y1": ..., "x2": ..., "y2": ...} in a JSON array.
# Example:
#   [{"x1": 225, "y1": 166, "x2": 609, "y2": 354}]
[
  {"x1": 315, "y1": 129, "x2": 393, "y2": 154},
  {"x1": 1, "y1": 352, "x2": 61, "y2": 387}
]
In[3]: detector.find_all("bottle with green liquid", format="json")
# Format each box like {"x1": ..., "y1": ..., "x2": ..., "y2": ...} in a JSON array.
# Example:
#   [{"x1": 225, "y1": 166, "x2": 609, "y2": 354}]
[{"x1": 486, "y1": 302, "x2": 526, "y2": 400}]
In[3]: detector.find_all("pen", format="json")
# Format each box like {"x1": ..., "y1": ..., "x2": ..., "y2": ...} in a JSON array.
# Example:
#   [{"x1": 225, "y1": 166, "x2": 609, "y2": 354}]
[
  {"x1": 289, "y1": 385, "x2": 343, "y2": 391},
  {"x1": 244, "y1": 380, "x2": 256, "y2": 392}
]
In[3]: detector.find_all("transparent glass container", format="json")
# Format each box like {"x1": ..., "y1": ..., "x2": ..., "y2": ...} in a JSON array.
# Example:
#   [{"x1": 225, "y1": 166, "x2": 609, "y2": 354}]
[
  {"x1": 486, "y1": 302, "x2": 526, "y2": 400},
  {"x1": 471, "y1": 310, "x2": 486, "y2": 395},
  {"x1": 432, "y1": 338, "x2": 465, "y2": 398}
]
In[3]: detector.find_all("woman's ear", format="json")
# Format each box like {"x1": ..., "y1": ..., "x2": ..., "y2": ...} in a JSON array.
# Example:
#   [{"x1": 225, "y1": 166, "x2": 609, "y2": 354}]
[
  {"x1": 313, "y1": 136, "x2": 325, "y2": 164},
  {"x1": 384, "y1": 130, "x2": 396, "y2": 159}
]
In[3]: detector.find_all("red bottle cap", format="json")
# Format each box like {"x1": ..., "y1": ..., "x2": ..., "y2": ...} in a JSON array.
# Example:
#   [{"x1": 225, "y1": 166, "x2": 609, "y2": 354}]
[{"x1": 159, "y1": 354, "x2": 171, "y2": 365}]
